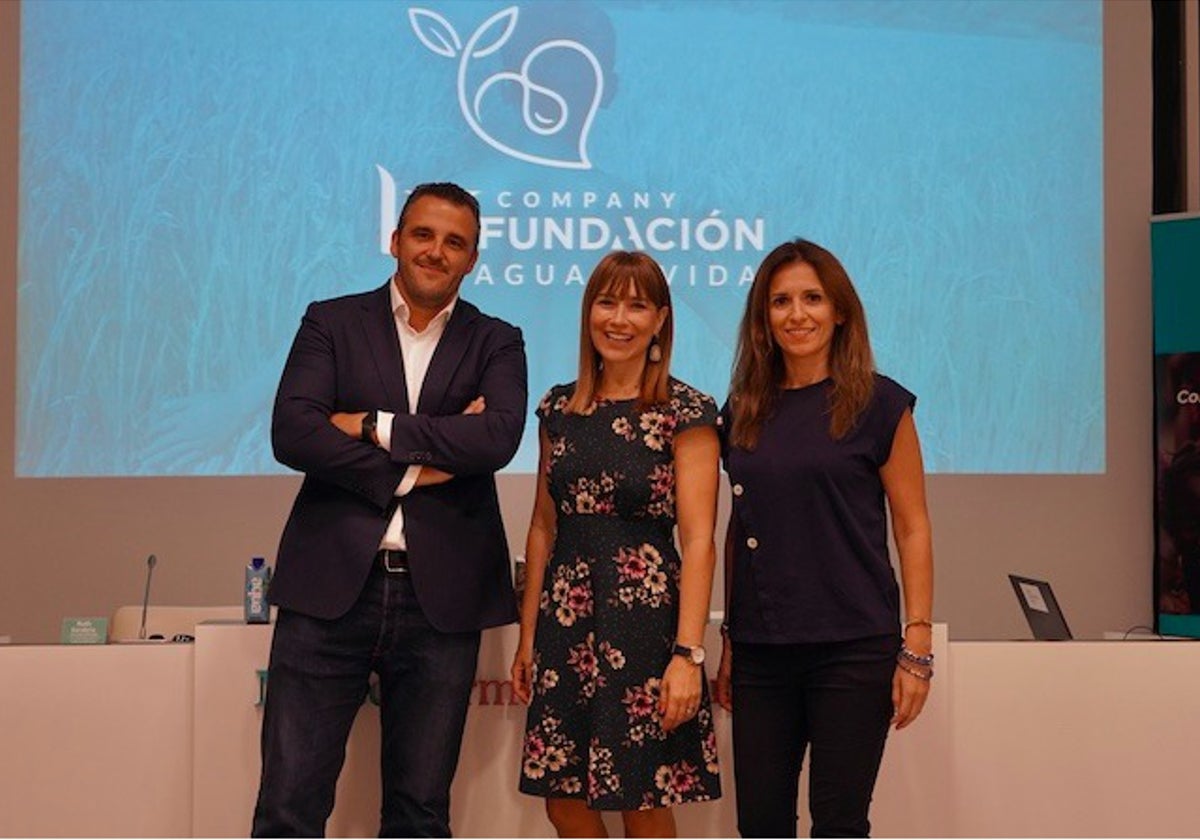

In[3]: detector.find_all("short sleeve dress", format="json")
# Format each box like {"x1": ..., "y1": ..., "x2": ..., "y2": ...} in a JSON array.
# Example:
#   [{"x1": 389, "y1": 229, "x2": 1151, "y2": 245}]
[{"x1": 519, "y1": 379, "x2": 722, "y2": 811}]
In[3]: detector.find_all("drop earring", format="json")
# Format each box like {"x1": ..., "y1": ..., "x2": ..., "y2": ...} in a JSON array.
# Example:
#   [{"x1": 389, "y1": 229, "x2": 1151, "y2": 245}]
[{"x1": 647, "y1": 336, "x2": 662, "y2": 363}]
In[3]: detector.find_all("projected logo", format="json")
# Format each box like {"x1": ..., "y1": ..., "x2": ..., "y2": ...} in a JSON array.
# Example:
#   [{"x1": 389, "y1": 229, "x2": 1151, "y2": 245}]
[{"x1": 408, "y1": 5, "x2": 604, "y2": 170}]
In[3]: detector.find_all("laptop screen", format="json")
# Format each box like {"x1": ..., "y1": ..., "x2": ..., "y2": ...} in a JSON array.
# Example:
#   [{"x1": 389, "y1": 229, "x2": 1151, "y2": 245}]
[{"x1": 1009, "y1": 575, "x2": 1073, "y2": 640}]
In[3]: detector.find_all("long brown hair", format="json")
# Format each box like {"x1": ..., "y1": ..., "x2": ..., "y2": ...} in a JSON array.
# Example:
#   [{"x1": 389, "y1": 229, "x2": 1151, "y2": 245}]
[
  {"x1": 565, "y1": 251, "x2": 673, "y2": 414},
  {"x1": 729, "y1": 239, "x2": 874, "y2": 448}
]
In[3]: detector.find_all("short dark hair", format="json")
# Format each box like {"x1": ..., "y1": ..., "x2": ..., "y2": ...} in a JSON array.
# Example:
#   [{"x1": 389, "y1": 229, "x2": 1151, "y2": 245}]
[{"x1": 396, "y1": 182, "x2": 481, "y2": 248}]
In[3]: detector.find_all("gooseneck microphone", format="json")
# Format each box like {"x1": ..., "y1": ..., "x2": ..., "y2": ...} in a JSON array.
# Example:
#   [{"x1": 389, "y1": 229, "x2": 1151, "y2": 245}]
[{"x1": 138, "y1": 554, "x2": 157, "y2": 640}]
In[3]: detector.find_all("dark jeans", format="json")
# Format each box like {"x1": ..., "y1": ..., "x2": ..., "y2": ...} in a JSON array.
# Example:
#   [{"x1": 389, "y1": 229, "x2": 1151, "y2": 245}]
[
  {"x1": 731, "y1": 634, "x2": 898, "y2": 838},
  {"x1": 251, "y1": 566, "x2": 481, "y2": 838}
]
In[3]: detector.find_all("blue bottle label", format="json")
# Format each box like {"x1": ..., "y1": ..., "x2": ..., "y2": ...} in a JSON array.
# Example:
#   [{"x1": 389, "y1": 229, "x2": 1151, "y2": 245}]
[{"x1": 245, "y1": 560, "x2": 271, "y2": 623}]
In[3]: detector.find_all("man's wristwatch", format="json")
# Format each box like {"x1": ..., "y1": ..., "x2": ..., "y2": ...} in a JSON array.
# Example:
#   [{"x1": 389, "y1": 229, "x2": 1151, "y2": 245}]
[
  {"x1": 672, "y1": 643, "x2": 706, "y2": 666},
  {"x1": 361, "y1": 411, "x2": 378, "y2": 444}
]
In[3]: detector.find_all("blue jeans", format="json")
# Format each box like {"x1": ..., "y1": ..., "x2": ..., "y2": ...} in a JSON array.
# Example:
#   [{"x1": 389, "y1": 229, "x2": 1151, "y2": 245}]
[
  {"x1": 731, "y1": 635, "x2": 898, "y2": 838},
  {"x1": 252, "y1": 566, "x2": 481, "y2": 837}
]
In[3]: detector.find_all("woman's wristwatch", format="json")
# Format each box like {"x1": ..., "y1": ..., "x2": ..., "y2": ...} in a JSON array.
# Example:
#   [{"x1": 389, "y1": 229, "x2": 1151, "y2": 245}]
[{"x1": 672, "y1": 643, "x2": 706, "y2": 665}]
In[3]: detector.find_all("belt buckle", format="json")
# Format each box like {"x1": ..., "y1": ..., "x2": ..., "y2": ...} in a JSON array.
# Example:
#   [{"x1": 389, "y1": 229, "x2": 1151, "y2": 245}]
[{"x1": 381, "y1": 550, "x2": 408, "y2": 573}]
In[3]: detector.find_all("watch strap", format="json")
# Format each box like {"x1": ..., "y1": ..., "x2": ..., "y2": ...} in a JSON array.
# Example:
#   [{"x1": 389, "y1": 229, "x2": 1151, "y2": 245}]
[{"x1": 361, "y1": 411, "x2": 377, "y2": 443}]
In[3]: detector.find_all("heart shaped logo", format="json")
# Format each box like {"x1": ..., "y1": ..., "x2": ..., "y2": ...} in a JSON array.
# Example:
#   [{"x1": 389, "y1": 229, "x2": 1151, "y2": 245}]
[{"x1": 410, "y1": 6, "x2": 604, "y2": 170}]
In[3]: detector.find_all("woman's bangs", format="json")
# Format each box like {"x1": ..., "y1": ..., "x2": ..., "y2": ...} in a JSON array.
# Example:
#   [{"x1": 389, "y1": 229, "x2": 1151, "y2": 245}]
[{"x1": 599, "y1": 270, "x2": 663, "y2": 306}]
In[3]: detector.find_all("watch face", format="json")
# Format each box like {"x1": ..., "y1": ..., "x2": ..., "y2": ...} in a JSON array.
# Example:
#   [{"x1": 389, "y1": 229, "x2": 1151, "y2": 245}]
[{"x1": 690, "y1": 646, "x2": 706, "y2": 665}]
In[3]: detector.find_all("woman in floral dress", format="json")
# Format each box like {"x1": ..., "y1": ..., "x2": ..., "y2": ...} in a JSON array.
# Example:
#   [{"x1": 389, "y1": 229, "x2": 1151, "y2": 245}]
[{"x1": 512, "y1": 251, "x2": 722, "y2": 837}]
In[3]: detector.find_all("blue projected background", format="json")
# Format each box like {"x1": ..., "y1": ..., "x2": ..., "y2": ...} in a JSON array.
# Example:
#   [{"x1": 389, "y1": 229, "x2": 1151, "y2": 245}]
[{"x1": 19, "y1": 0, "x2": 1102, "y2": 476}]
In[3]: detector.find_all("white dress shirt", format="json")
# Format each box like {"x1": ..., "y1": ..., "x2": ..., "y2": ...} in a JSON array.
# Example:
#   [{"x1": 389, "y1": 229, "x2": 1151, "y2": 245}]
[{"x1": 375, "y1": 279, "x2": 456, "y2": 550}]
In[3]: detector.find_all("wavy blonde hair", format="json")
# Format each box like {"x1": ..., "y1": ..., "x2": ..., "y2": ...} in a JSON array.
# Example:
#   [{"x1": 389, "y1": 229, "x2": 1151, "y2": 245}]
[
  {"x1": 729, "y1": 239, "x2": 874, "y2": 448},
  {"x1": 565, "y1": 251, "x2": 673, "y2": 414}
]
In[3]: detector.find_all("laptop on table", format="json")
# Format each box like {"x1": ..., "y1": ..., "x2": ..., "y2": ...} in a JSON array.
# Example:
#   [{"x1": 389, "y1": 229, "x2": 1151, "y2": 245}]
[{"x1": 1008, "y1": 574, "x2": 1073, "y2": 640}]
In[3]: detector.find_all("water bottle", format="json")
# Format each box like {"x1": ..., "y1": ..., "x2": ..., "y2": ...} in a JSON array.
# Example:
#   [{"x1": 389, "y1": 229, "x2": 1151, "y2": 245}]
[{"x1": 245, "y1": 557, "x2": 272, "y2": 624}]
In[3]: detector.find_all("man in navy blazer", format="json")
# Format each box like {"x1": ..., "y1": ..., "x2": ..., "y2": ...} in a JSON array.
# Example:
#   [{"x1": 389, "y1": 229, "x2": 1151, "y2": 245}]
[{"x1": 252, "y1": 182, "x2": 527, "y2": 837}]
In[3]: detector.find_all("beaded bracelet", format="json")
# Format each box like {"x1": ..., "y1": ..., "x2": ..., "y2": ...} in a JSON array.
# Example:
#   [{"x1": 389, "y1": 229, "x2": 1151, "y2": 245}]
[
  {"x1": 896, "y1": 660, "x2": 933, "y2": 681},
  {"x1": 899, "y1": 646, "x2": 934, "y2": 667}
]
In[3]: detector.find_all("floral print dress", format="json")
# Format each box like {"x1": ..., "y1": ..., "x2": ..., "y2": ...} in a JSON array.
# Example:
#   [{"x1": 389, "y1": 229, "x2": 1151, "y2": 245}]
[{"x1": 519, "y1": 379, "x2": 722, "y2": 811}]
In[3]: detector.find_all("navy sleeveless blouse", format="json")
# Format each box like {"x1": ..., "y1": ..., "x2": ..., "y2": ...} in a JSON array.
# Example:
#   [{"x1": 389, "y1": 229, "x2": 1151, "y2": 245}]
[{"x1": 720, "y1": 374, "x2": 916, "y2": 644}]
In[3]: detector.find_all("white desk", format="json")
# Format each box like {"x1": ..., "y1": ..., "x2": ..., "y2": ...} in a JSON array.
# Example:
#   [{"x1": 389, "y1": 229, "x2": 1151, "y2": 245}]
[
  {"x1": 947, "y1": 639, "x2": 1200, "y2": 837},
  {"x1": 23, "y1": 630, "x2": 1200, "y2": 836},
  {"x1": 0, "y1": 643, "x2": 194, "y2": 837},
  {"x1": 190, "y1": 621, "x2": 949, "y2": 837}
]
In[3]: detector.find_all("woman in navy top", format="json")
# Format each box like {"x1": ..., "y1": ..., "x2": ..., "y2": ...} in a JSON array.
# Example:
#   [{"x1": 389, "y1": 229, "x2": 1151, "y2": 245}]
[{"x1": 715, "y1": 239, "x2": 934, "y2": 837}]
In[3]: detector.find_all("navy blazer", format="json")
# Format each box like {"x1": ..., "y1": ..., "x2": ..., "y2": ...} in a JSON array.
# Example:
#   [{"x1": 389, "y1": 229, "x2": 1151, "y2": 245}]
[{"x1": 269, "y1": 282, "x2": 527, "y2": 632}]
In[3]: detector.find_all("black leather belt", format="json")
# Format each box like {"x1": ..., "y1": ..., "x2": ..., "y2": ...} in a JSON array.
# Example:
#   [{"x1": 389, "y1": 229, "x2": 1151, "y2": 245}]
[{"x1": 377, "y1": 549, "x2": 410, "y2": 573}]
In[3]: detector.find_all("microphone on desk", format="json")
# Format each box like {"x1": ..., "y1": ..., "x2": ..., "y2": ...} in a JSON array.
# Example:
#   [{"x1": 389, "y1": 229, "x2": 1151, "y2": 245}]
[{"x1": 138, "y1": 554, "x2": 157, "y2": 640}]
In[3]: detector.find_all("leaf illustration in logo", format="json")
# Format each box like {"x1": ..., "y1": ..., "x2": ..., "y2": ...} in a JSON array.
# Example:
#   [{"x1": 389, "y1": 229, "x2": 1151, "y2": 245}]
[
  {"x1": 408, "y1": 8, "x2": 462, "y2": 58},
  {"x1": 409, "y1": 5, "x2": 604, "y2": 170},
  {"x1": 463, "y1": 6, "x2": 518, "y2": 59}
]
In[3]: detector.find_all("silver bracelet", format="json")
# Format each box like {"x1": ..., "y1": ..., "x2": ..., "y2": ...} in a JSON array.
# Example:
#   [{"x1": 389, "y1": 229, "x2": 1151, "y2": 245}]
[
  {"x1": 897, "y1": 660, "x2": 933, "y2": 681},
  {"x1": 899, "y1": 646, "x2": 934, "y2": 667}
]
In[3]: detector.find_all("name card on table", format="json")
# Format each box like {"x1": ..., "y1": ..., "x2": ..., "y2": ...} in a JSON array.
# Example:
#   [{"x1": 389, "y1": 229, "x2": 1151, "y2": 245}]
[{"x1": 60, "y1": 617, "x2": 108, "y2": 645}]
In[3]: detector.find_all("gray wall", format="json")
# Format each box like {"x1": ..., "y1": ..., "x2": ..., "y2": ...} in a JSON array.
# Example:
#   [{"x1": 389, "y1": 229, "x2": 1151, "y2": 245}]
[{"x1": 0, "y1": 2, "x2": 1154, "y2": 643}]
